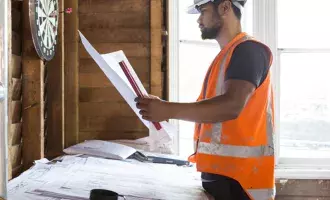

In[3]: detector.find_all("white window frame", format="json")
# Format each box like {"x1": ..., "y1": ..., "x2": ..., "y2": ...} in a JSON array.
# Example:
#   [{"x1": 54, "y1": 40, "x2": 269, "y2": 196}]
[
  {"x1": 168, "y1": 0, "x2": 330, "y2": 179},
  {"x1": 265, "y1": 0, "x2": 330, "y2": 179},
  {"x1": 168, "y1": 0, "x2": 180, "y2": 155},
  {"x1": 0, "y1": 0, "x2": 9, "y2": 197}
]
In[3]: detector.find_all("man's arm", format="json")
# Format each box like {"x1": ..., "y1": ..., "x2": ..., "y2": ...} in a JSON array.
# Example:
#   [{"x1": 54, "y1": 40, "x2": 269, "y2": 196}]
[
  {"x1": 136, "y1": 80, "x2": 256, "y2": 123},
  {"x1": 166, "y1": 79, "x2": 256, "y2": 123}
]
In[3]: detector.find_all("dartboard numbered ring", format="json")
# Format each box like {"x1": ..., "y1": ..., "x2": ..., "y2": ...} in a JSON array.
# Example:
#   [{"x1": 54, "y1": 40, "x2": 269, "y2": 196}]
[{"x1": 29, "y1": 0, "x2": 59, "y2": 61}]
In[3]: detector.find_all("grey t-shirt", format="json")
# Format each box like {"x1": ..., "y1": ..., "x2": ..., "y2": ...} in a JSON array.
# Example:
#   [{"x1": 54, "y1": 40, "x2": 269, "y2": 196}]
[{"x1": 225, "y1": 40, "x2": 271, "y2": 87}]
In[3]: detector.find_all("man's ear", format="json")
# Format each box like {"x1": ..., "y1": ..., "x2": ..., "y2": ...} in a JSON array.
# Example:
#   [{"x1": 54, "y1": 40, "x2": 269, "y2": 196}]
[{"x1": 217, "y1": 0, "x2": 232, "y2": 16}]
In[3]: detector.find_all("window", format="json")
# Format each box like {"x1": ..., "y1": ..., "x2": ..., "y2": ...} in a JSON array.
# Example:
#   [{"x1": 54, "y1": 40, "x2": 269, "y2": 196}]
[
  {"x1": 275, "y1": 0, "x2": 330, "y2": 177},
  {"x1": 168, "y1": 0, "x2": 330, "y2": 179}
]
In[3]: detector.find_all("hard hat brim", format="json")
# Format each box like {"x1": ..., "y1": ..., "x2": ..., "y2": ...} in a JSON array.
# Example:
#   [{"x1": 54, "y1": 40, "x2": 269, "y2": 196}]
[
  {"x1": 187, "y1": 5, "x2": 200, "y2": 14},
  {"x1": 187, "y1": 0, "x2": 214, "y2": 14}
]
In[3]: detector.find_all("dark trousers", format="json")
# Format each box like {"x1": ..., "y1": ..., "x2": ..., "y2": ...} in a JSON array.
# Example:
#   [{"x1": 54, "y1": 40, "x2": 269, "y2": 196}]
[{"x1": 202, "y1": 174, "x2": 251, "y2": 200}]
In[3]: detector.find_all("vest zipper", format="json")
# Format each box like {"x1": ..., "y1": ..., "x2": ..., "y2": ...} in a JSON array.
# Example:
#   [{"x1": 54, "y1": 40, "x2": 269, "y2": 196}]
[{"x1": 189, "y1": 124, "x2": 201, "y2": 158}]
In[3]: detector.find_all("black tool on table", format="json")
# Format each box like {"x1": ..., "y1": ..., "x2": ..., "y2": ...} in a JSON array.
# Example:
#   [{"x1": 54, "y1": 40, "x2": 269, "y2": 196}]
[
  {"x1": 129, "y1": 151, "x2": 191, "y2": 166},
  {"x1": 89, "y1": 189, "x2": 126, "y2": 200}
]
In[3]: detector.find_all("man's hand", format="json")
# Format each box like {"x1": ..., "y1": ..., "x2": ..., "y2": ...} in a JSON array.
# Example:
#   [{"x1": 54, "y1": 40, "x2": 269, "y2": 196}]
[{"x1": 135, "y1": 95, "x2": 171, "y2": 122}]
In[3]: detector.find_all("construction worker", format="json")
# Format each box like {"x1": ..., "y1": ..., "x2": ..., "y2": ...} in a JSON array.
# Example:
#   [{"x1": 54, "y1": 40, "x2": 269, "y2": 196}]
[{"x1": 135, "y1": 0, "x2": 275, "y2": 199}]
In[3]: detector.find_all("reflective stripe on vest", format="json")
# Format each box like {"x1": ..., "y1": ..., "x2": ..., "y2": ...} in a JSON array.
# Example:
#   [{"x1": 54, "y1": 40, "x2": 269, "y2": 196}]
[
  {"x1": 197, "y1": 142, "x2": 274, "y2": 158},
  {"x1": 196, "y1": 35, "x2": 275, "y2": 159},
  {"x1": 247, "y1": 188, "x2": 276, "y2": 200}
]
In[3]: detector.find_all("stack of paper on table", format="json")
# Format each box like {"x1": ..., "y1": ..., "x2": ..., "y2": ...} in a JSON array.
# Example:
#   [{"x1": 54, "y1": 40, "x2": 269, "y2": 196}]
[
  {"x1": 63, "y1": 140, "x2": 190, "y2": 165},
  {"x1": 8, "y1": 155, "x2": 209, "y2": 200},
  {"x1": 78, "y1": 31, "x2": 177, "y2": 150},
  {"x1": 63, "y1": 140, "x2": 139, "y2": 160}
]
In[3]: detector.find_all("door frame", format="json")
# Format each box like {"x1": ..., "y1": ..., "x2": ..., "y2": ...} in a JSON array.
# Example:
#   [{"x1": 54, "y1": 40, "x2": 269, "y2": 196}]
[{"x1": 0, "y1": 0, "x2": 9, "y2": 198}]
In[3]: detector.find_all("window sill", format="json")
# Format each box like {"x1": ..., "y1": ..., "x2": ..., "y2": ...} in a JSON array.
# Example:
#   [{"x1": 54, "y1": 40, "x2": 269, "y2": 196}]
[{"x1": 275, "y1": 167, "x2": 330, "y2": 180}]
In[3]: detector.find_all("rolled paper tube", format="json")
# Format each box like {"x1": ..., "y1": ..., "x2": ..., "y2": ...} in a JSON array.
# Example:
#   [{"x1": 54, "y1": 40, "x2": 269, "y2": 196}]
[{"x1": 119, "y1": 61, "x2": 162, "y2": 130}]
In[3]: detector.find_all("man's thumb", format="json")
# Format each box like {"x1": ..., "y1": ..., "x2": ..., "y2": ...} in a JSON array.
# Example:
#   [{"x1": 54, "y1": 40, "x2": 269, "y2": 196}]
[{"x1": 148, "y1": 94, "x2": 160, "y2": 100}]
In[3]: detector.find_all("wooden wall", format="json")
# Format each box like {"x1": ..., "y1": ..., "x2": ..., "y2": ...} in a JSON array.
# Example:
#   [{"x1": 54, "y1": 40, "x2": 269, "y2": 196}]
[
  {"x1": 20, "y1": 0, "x2": 66, "y2": 167},
  {"x1": 11, "y1": 0, "x2": 165, "y2": 168},
  {"x1": 21, "y1": 0, "x2": 46, "y2": 170},
  {"x1": 75, "y1": 0, "x2": 164, "y2": 143},
  {"x1": 44, "y1": 0, "x2": 65, "y2": 159},
  {"x1": 8, "y1": 0, "x2": 23, "y2": 180},
  {"x1": 64, "y1": 0, "x2": 79, "y2": 149}
]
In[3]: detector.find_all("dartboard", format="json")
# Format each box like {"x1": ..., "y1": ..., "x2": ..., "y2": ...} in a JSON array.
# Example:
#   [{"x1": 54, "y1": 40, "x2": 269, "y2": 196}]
[{"x1": 29, "y1": 0, "x2": 58, "y2": 61}]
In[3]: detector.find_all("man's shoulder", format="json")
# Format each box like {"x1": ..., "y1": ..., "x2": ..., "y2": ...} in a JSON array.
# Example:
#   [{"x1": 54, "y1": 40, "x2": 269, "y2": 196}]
[
  {"x1": 235, "y1": 40, "x2": 270, "y2": 55},
  {"x1": 225, "y1": 39, "x2": 272, "y2": 88},
  {"x1": 232, "y1": 40, "x2": 271, "y2": 63}
]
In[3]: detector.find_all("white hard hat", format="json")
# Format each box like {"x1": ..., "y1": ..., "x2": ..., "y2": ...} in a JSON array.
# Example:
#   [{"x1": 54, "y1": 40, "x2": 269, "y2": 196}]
[{"x1": 187, "y1": 0, "x2": 247, "y2": 14}]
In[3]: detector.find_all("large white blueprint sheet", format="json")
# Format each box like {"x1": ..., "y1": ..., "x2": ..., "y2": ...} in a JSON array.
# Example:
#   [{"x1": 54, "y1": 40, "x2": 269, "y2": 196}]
[
  {"x1": 78, "y1": 31, "x2": 176, "y2": 148},
  {"x1": 8, "y1": 156, "x2": 210, "y2": 200}
]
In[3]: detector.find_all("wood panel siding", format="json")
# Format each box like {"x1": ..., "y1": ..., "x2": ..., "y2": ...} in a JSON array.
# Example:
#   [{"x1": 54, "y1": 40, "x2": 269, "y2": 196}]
[
  {"x1": 64, "y1": 0, "x2": 79, "y2": 147},
  {"x1": 21, "y1": 0, "x2": 45, "y2": 170},
  {"x1": 76, "y1": 0, "x2": 162, "y2": 141},
  {"x1": 8, "y1": 0, "x2": 23, "y2": 179},
  {"x1": 44, "y1": 0, "x2": 65, "y2": 159}
]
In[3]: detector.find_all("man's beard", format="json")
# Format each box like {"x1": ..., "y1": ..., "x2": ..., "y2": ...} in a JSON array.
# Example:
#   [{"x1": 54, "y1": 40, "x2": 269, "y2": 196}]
[
  {"x1": 201, "y1": 26, "x2": 220, "y2": 40},
  {"x1": 201, "y1": 18, "x2": 222, "y2": 40}
]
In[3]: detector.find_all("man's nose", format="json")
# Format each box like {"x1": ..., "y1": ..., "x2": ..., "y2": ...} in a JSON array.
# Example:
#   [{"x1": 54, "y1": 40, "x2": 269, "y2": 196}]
[{"x1": 197, "y1": 15, "x2": 202, "y2": 24}]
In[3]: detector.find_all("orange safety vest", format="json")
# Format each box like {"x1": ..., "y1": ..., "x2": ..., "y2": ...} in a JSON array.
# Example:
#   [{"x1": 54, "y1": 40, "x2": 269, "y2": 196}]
[{"x1": 188, "y1": 32, "x2": 275, "y2": 200}]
